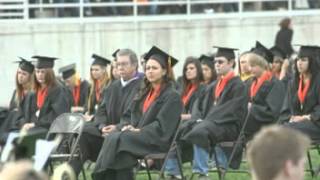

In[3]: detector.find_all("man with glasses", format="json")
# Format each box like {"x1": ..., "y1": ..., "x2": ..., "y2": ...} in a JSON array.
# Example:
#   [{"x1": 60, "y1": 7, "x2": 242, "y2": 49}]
[
  {"x1": 69, "y1": 49, "x2": 143, "y2": 177},
  {"x1": 166, "y1": 47, "x2": 248, "y2": 179}
]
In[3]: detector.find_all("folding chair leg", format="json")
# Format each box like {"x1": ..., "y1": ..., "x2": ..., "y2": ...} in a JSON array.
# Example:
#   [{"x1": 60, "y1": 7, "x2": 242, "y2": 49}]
[
  {"x1": 176, "y1": 146, "x2": 185, "y2": 180},
  {"x1": 307, "y1": 150, "x2": 315, "y2": 177},
  {"x1": 145, "y1": 159, "x2": 152, "y2": 180},
  {"x1": 81, "y1": 166, "x2": 87, "y2": 180},
  {"x1": 213, "y1": 150, "x2": 223, "y2": 180}
]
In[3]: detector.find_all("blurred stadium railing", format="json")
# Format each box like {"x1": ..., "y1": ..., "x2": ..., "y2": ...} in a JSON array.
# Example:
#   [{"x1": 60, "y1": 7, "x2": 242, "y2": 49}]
[{"x1": 0, "y1": 0, "x2": 320, "y2": 23}]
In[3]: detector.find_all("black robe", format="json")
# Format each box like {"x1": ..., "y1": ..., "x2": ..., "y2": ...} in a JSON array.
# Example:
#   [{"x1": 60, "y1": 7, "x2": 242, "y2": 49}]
[
  {"x1": 69, "y1": 77, "x2": 143, "y2": 176},
  {"x1": 179, "y1": 84, "x2": 206, "y2": 114},
  {"x1": 76, "y1": 80, "x2": 90, "y2": 107},
  {"x1": 92, "y1": 83, "x2": 182, "y2": 179},
  {"x1": 244, "y1": 77, "x2": 285, "y2": 138},
  {"x1": 30, "y1": 84, "x2": 70, "y2": 129},
  {"x1": 86, "y1": 82, "x2": 110, "y2": 115},
  {"x1": 280, "y1": 74, "x2": 320, "y2": 140},
  {"x1": 179, "y1": 76, "x2": 248, "y2": 149},
  {"x1": 85, "y1": 78, "x2": 143, "y2": 136},
  {"x1": 0, "y1": 90, "x2": 36, "y2": 143}
]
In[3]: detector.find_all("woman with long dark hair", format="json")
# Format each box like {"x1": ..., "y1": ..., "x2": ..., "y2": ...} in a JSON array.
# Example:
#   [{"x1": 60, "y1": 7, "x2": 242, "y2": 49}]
[
  {"x1": 92, "y1": 46, "x2": 182, "y2": 180},
  {"x1": 180, "y1": 57, "x2": 205, "y2": 120},
  {"x1": 281, "y1": 46, "x2": 320, "y2": 140},
  {"x1": 21, "y1": 56, "x2": 69, "y2": 131}
]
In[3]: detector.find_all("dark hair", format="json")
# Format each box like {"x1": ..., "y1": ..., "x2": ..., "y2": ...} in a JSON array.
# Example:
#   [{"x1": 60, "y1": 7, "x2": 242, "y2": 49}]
[
  {"x1": 135, "y1": 55, "x2": 174, "y2": 101},
  {"x1": 293, "y1": 56, "x2": 318, "y2": 90},
  {"x1": 33, "y1": 69, "x2": 57, "y2": 91},
  {"x1": 182, "y1": 57, "x2": 203, "y2": 92},
  {"x1": 200, "y1": 58, "x2": 217, "y2": 84},
  {"x1": 279, "y1": 18, "x2": 291, "y2": 29}
]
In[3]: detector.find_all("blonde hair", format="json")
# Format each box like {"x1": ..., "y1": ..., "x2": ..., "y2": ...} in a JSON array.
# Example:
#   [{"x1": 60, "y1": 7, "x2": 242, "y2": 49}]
[
  {"x1": 87, "y1": 65, "x2": 111, "y2": 114},
  {"x1": 247, "y1": 53, "x2": 270, "y2": 70}
]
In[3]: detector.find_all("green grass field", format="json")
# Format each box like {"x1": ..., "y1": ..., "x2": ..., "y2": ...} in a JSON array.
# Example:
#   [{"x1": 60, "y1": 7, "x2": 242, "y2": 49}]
[{"x1": 80, "y1": 149, "x2": 320, "y2": 180}]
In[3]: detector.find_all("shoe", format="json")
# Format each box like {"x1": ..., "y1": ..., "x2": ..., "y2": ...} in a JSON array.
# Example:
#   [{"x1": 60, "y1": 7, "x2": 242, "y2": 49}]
[
  {"x1": 166, "y1": 174, "x2": 182, "y2": 180},
  {"x1": 198, "y1": 174, "x2": 210, "y2": 180}
]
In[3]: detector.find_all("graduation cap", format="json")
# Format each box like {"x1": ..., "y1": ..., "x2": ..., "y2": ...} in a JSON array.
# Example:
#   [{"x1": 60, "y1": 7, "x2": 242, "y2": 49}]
[
  {"x1": 199, "y1": 54, "x2": 214, "y2": 63},
  {"x1": 270, "y1": 46, "x2": 286, "y2": 59},
  {"x1": 91, "y1": 54, "x2": 111, "y2": 66},
  {"x1": 58, "y1": 63, "x2": 76, "y2": 80},
  {"x1": 32, "y1": 55, "x2": 58, "y2": 69},
  {"x1": 112, "y1": 49, "x2": 120, "y2": 59},
  {"x1": 296, "y1": 45, "x2": 320, "y2": 59},
  {"x1": 251, "y1": 41, "x2": 274, "y2": 63},
  {"x1": 213, "y1": 46, "x2": 238, "y2": 60},
  {"x1": 144, "y1": 46, "x2": 178, "y2": 67},
  {"x1": 14, "y1": 57, "x2": 35, "y2": 74}
]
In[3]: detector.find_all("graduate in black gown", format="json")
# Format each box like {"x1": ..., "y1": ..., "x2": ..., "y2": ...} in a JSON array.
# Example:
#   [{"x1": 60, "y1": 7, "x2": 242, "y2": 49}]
[
  {"x1": 69, "y1": 49, "x2": 143, "y2": 176},
  {"x1": 0, "y1": 58, "x2": 35, "y2": 144},
  {"x1": 179, "y1": 57, "x2": 205, "y2": 121},
  {"x1": 59, "y1": 63, "x2": 90, "y2": 113},
  {"x1": 85, "y1": 54, "x2": 111, "y2": 116},
  {"x1": 21, "y1": 56, "x2": 70, "y2": 132},
  {"x1": 244, "y1": 41, "x2": 286, "y2": 138},
  {"x1": 92, "y1": 46, "x2": 182, "y2": 180},
  {"x1": 168, "y1": 47, "x2": 248, "y2": 178},
  {"x1": 280, "y1": 45, "x2": 320, "y2": 141}
]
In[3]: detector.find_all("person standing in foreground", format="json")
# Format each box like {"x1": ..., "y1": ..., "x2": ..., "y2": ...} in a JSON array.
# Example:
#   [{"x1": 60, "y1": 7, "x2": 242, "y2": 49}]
[{"x1": 247, "y1": 125, "x2": 310, "y2": 180}]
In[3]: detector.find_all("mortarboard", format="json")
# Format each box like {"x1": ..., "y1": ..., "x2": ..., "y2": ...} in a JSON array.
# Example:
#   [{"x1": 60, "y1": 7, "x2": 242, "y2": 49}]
[
  {"x1": 91, "y1": 54, "x2": 111, "y2": 66},
  {"x1": 14, "y1": 57, "x2": 35, "y2": 74},
  {"x1": 251, "y1": 41, "x2": 274, "y2": 63},
  {"x1": 32, "y1": 55, "x2": 58, "y2": 69},
  {"x1": 296, "y1": 45, "x2": 320, "y2": 59},
  {"x1": 213, "y1": 46, "x2": 238, "y2": 60},
  {"x1": 112, "y1": 49, "x2": 120, "y2": 59},
  {"x1": 199, "y1": 54, "x2": 214, "y2": 63},
  {"x1": 58, "y1": 63, "x2": 76, "y2": 80},
  {"x1": 270, "y1": 46, "x2": 286, "y2": 59},
  {"x1": 144, "y1": 46, "x2": 178, "y2": 67}
]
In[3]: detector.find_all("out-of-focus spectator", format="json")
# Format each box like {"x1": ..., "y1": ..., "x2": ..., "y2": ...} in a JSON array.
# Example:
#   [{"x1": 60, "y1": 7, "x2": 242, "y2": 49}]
[
  {"x1": 247, "y1": 125, "x2": 310, "y2": 180},
  {"x1": 275, "y1": 18, "x2": 294, "y2": 58},
  {"x1": 0, "y1": 160, "x2": 48, "y2": 180}
]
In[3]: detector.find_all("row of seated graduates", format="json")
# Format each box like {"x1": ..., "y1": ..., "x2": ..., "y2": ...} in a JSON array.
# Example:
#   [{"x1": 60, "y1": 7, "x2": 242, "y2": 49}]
[{"x1": 0, "y1": 41, "x2": 317, "y2": 179}]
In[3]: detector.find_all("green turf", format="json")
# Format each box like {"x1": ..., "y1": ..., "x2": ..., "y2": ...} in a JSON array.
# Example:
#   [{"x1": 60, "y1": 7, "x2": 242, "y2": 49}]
[{"x1": 80, "y1": 149, "x2": 320, "y2": 180}]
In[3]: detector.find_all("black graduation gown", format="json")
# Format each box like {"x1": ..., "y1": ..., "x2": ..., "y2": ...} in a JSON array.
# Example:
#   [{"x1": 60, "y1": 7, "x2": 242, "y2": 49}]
[
  {"x1": 68, "y1": 77, "x2": 143, "y2": 176},
  {"x1": 244, "y1": 77, "x2": 285, "y2": 138},
  {"x1": 92, "y1": 83, "x2": 182, "y2": 179},
  {"x1": 86, "y1": 82, "x2": 110, "y2": 115},
  {"x1": 84, "y1": 78, "x2": 143, "y2": 137},
  {"x1": 179, "y1": 84, "x2": 206, "y2": 114},
  {"x1": 30, "y1": 84, "x2": 70, "y2": 129},
  {"x1": 77, "y1": 80, "x2": 90, "y2": 107},
  {"x1": 0, "y1": 90, "x2": 36, "y2": 142},
  {"x1": 280, "y1": 74, "x2": 320, "y2": 140},
  {"x1": 179, "y1": 76, "x2": 248, "y2": 149}
]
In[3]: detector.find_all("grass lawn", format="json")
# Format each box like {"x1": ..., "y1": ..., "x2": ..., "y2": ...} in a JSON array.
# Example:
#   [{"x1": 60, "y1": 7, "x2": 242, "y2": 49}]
[{"x1": 80, "y1": 149, "x2": 320, "y2": 180}]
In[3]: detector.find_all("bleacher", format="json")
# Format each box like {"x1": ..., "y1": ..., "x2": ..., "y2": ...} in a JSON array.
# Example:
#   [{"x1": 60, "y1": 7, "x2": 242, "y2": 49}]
[{"x1": 0, "y1": 0, "x2": 320, "y2": 23}]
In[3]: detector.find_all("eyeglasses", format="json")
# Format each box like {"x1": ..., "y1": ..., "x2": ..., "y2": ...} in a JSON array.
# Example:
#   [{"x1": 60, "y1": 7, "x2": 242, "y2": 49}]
[
  {"x1": 116, "y1": 62, "x2": 130, "y2": 67},
  {"x1": 214, "y1": 60, "x2": 226, "y2": 64}
]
